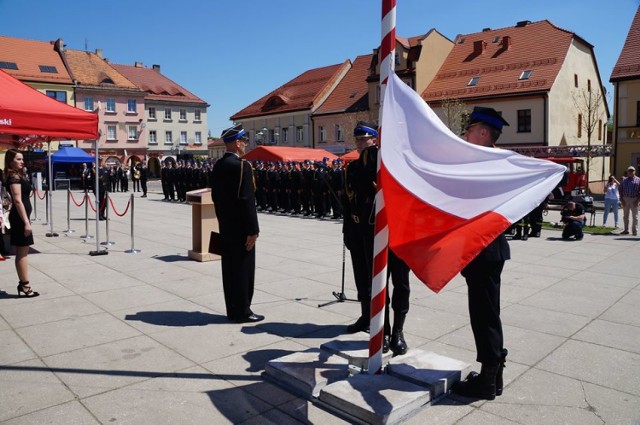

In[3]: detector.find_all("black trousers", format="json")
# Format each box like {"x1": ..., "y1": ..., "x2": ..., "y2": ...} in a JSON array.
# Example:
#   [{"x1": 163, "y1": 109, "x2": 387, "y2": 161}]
[
  {"x1": 461, "y1": 258, "x2": 504, "y2": 365},
  {"x1": 141, "y1": 179, "x2": 147, "y2": 195},
  {"x1": 220, "y1": 235, "x2": 255, "y2": 319},
  {"x1": 384, "y1": 250, "x2": 410, "y2": 333},
  {"x1": 346, "y1": 222, "x2": 374, "y2": 302}
]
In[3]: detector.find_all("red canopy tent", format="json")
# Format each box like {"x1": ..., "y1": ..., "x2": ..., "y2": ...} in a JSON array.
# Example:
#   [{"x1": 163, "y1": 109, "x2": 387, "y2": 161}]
[
  {"x1": 242, "y1": 146, "x2": 339, "y2": 163},
  {"x1": 0, "y1": 69, "x2": 98, "y2": 144},
  {"x1": 341, "y1": 150, "x2": 360, "y2": 163}
]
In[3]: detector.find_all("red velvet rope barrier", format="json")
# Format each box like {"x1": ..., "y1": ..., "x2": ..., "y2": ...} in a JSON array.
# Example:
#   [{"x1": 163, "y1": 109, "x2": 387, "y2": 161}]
[
  {"x1": 69, "y1": 191, "x2": 86, "y2": 207},
  {"x1": 34, "y1": 189, "x2": 46, "y2": 200},
  {"x1": 108, "y1": 197, "x2": 131, "y2": 217},
  {"x1": 87, "y1": 195, "x2": 106, "y2": 213},
  {"x1": 87, "y1": 194, "x2": 96, "y2": 212}
]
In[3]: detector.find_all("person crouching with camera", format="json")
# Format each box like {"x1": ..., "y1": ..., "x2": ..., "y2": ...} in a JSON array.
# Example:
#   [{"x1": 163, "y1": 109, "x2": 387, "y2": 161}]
[{"x1": 561, "y1": 201, "x2": 586, "y2": 240}]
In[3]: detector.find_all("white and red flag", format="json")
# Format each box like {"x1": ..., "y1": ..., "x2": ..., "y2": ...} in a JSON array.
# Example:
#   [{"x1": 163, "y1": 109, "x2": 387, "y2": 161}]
[{"x1": 380, "y1": 72, "x2": 566, "y2": 293}]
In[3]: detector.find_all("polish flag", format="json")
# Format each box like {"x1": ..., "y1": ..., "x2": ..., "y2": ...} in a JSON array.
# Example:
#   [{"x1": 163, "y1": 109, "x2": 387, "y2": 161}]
[{"x1": 380, "y1": 72, "x2": 566, "y2": 293}]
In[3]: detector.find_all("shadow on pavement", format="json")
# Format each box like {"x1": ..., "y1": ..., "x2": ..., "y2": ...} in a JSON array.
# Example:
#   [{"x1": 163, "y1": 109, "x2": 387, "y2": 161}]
[
  {"x1": 152, "y1": 254, "x2": 191, "y2": 262},
  {"x1": 125, "y1": 310, "x2": 227, "y2": 326},
  {"x1": 242, "y1": 322, "x2": 345, "y2": 339}
]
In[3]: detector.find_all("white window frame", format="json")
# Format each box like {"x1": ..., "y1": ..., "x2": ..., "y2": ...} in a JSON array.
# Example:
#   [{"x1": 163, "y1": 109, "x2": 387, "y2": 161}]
[
  {"x1": 128, "y1": 125, "x2": 138, "y2": 140},
  {"x1": 194, "y1": 109, "x2": 201, "y2": 121},
  {"x1": 106, "y1": 125, "x2": 117, "y2": 141},
  {"x1": 296, "y1": 126, "x2": 304, "y2": 142},
  {"x1": 127, "y1": 99, "x2": 137, "y2": 113},
  {"x1": 149, "y1": 130, "x2": 157, "y2": 144},
  {"x1": 179, "y1": 109, "x2": 187, "y2": 121},
  {"x1": 148, "y1": 107, "x2": 156, "y2": 120},
  {"x1": 106, "y1": 98, "x2": 116, "y2": 113},
  {"x1": 84, "y1": 97, "x2": 94, "y2": 111},
  {"x1": 195, "y1": 131, "x2": 202, "y2": 145},
  {"x1": 319, "y1": 126, "x2": 326, "y2": 143},
  {"x1": 467, "y1": 76, "x2": 480, "y2": 86},
  {"x1": 180, "y1": 131, "x2": 187, "y2": 145},
  {"x1": 281, "y1": 127, "x2": 288, "y2": 143},
  {"x1": 335, "y1": 124, "x2": 343, "y2": 142},
  {"x1": 165, "y1": 131, "x2": 173, "y2": 144},
  {"x1": 164, "y1": 108, "x2": 172, "y2": 120}
]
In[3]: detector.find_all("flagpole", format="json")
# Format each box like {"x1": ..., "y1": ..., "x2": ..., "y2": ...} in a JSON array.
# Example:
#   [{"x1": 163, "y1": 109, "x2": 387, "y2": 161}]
[{"x1": 368, "y1": 0, "x2": 395, "y2": 375}]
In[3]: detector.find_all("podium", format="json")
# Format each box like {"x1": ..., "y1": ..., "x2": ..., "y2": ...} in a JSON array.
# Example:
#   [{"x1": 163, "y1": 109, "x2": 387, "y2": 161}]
[{"x1": 186, "y1": 189, "x2": 220, "y2": 262}]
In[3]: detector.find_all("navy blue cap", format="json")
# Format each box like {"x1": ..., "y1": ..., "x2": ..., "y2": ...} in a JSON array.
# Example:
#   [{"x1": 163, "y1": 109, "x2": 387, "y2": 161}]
[
  {"x1": 304, "y1": 159, "x2": 311, "y2": 165},
  {"x1": 354, "y1": 121, "x2": 378, "y2": 138},
  {"x1": 467, "y1": 107, "x2": 510, "y2": 131},
  {"x1": 221, "y1": 124, "x2": 247, "y2": 143}
]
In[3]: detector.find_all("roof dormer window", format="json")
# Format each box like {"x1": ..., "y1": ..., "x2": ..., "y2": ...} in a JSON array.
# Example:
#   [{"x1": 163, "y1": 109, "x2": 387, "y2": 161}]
[
  {"x1": 467, "y1": 76, "x2": 480, "y2": 86},
  {"x1": 0, "y1": 61, "x2": 18, "y2": 70},
  {"x1": 519, "y1": 70, "x2": 533, "y2": 80},
  {"x1": 492, "y1": 36, "x2": 500, "y2": 43}
]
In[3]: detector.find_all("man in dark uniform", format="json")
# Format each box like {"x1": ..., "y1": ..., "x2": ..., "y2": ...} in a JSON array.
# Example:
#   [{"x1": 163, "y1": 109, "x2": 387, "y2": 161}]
[
  {"x1": 211, "y1": 124, "x2": 263, "y2": 323},
  {"x1": 329, "y1": 159, "x2": 344, "y2": 219},
  {"x1": 452, "y1": 107, "x2": 510, "y2": 400},
  {"x1": 301, "y1": 160, "x2": 314, "y2": 216},
  {"x1": 290, "y1": 161, "x2": 302, "y2": 214},
  {"x1": 342, "y1": 121, "x2": 410, "y2": 355},
  {"x1": 140, "y1": 161, "x2": 149, "y2": 198}
]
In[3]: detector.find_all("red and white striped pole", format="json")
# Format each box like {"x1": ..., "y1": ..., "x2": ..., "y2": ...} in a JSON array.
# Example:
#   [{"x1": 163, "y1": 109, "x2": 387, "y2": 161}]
[{"x1": 368, "y1": 0, "x2": 396, "y2": 375}]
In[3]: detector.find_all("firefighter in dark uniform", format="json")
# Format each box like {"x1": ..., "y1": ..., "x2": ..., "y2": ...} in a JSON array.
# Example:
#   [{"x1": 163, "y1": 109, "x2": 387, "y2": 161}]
[
  {"x1": 329, "y1": 159, "x2": 344, "y2": 219},
  {"x1": 342, "y1": 121, "x2": 410, "y2": 355},
  {"x1": 267, "y1": 162, "x2": 279, "y2": 212},
  {"x1": 452, "y1": 107, "x2": 510, "y2": 400},
  {"x1": 301, "y1": 160, "x2": 314, "y2": 215},
  {"x1": 211, "y1": 124, "x2": 263, "y2": 324},
  {"x1": 313, "y1": 160, "x2": 329, "y2": 218},
  {"x1": 290, "y1": 161, "x2": 303, "y2": 214}
]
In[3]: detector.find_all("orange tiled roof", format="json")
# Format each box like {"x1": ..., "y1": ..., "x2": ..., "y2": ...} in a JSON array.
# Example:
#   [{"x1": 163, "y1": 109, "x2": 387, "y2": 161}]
[
  {"x1": 315, "y1": 54, "x2": 372, "y2": 115},
  {"x1": 64, "y1": 49, "x2": 139, "y2": 90},
  {"x1": 0, "y1": 36, "x2": 73, "y2": 84},
  {"x1": 611, "y1": 7, "x2": 640, "y2": 81},
  {"x1": 422, "y1": 20, "x2": 579, "y2": 102},
  {"x1": 111, "y1": 63, "x2": 207, "y2": 104},
  {"x1": 231, "y1": 62, "x2": 349, "y2": 120}
]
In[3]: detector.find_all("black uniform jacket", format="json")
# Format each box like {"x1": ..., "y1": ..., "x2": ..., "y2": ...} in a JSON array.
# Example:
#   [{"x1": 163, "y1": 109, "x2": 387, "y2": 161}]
[{"x1": 211, "y1": 152, "x2": 259, "y2": 240}]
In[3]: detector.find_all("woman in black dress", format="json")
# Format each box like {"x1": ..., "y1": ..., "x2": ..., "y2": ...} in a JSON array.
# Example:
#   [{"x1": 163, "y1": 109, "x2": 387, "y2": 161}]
[{"x1": 5, "y1": 149, "x2": 38, "y2": 297}]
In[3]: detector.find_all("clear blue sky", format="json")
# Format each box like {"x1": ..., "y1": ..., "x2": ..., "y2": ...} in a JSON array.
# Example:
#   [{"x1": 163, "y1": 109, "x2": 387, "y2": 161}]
[{"x1": 0, "y1": 0, "x2": 636, "y2": 136}]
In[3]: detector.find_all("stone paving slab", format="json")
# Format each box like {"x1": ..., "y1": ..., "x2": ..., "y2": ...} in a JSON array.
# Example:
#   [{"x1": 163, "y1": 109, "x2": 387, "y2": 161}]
[
  {"x1": 320, "y1": 334, "x2": 394, "y2": 369},
  {"x1": 319, "y1": 372, "x2": 431, "y2": 425},
  {"x1": 386, "y1": 350, "x2": 470, "y2": 398},
  {"x1": 264, "y1": 348, "x2": 350, "y2": 397}
]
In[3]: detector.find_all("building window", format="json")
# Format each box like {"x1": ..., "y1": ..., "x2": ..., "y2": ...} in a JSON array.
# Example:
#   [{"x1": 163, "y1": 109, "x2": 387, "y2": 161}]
[
  {"x1": 598, "y1": 120, "x2": 602, "y2": 141},
  {"x1": 194, "y1": 109, "x2": 201, "y2": 121},
  {"x1": 269, "y1": 129, "x2": 275, "y2": 144},
  {"x1": 577, "y1": 114, "x2": 582, "y2": 138},
  {"x1": 128, "y1": 126, "x2": 138, "y2": 140},
  {"x1": 127, "y1": 99, "x2": 137, "y2": 113},
  {"x1": 164, "y1": 108, "x2": 172, "y2": 120},
  {"x1": 519, "y1": 70, "x2": 532, "y2": 80},
  {"x1": 38, "y1": 65, "x2": 58, "y2": 73},
  {"x1": 0, "y1": 61, "x2": 18, "y2": 70},
  {"x1": 106, "y1": 125, "x2": 117, "y2": 140},
  {"x1": 335, "y1": 124, "x2": 343, "y2": 142},
  {"x1": 179, "y1": 109, "x2": 187, "y2": 121},
  {"x1": 574, "y1": 74, "x2": 578, "y2": 88},
  {"x1": 394, "y1": 53, "x2": 400, "y2": 66},
  {"x1": 318, "y1": 126, "x2": 326, "y2": 143},
  {"x1": 148, "y1": 107, "x2": 156, "y2": 120},
  {"x1": 180, "y1": 131, "x2": 187, "y2": 145},
  {"x1": 296, "y1": 126, "x2": 304, "y2": 142},
  {"x1": 281, "y1": 127, "x2": 288, "y2": 143},
  {"x1": 165, "y1": 131, "x2": 173, "y2": 144},
  {"x1": 588, "y1": 79, "x2": 592, "y2": 92},
  {"x1": 467, "y1": 76, "x2": 480, "y2": 86},
  {"x1": 149, "y1": 130, "x2": 157, "y2": 144},
  {"x1": 45, "y1": 90, "x2": 67, "y2": 103},
  {"x1": 83, "y1": 97, "x2": 94, "y2": 111},
  {"x1": 195, "y1": 132, "x2": 202, "y2": 145},
  {"x1": 106, "y1": 98, "x2": 116, "y2": 113},
  {"x1": 517, "y1": 109, "x2": 531, "y2": 133}
]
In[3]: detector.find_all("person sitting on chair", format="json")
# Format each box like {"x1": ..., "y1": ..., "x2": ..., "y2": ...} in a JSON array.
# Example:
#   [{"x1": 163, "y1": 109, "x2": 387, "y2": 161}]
[{"x1": 561, "y1": 201, "x2": 585, "y2": 240}]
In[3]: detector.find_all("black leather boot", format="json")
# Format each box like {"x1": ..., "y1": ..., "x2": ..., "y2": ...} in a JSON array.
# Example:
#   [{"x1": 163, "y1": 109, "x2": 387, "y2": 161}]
[
  {"x1": 521, "y1": 226, "x2": 529, "y2": 241},
  {"x1": 383, "y1": 335, "x2": 390, "y2": 353},
  {"x1": 512, "y1": 226, "x2": 522, "y2": 240},
  {"x1": 451, "y1": 363, "x2": 499, "y2": 400},
  {"x1": 496, "y1": 348, "x2": 508, "y2": 396},
  {"x1": 346, "y1": 301, "x2": 370, "y2": 334},
  {"x1": 390, "y1": 313, "x2": 408, "y2": 355}
]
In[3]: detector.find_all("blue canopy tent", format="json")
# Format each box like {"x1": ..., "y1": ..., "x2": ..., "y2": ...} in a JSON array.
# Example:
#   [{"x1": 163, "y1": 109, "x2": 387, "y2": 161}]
[
  {"x1": 51, "y1": 146, "x2": 94, "y2": 164},
  {"x1": 49, "y1": 147, "x2": 94, "y2": 189}
]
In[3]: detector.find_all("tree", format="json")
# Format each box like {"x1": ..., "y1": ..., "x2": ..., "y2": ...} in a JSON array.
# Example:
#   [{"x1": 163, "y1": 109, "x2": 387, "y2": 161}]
[
  {"x1": 573, "y1": 88, "x2": 605, "y2": 194},
  {"x1": 441, "y1": 98, "x2": 470, "y2": 136}
]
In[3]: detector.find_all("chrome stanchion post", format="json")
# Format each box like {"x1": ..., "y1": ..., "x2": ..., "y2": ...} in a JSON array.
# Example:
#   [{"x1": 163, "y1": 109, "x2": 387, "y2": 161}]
[
  {"x1": 125, "y1": 193, "x2": 140, "y2": 254},
  {"x1": 44, "y1": 189, "x2": 49, "y2": 225},
  {"x1": 64, "y1": 187, "x2": 74, "y2": 234},
  {"x1": 32, "y1": 189, "x2": 39, "y2": 222},
  {"x1": 81, "y1": 190, "x2": 93, "y2": 239},
  {"x1": 100, "y1": 191, "x2": 114, "y2": 246}
]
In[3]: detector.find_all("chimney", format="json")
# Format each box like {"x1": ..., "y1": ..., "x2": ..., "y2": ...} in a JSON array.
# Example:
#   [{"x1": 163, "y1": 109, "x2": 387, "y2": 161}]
[
  {"x1": 473, "y1": 40, "x2": 486, "y2": 55},
  {"x1": 482, "y1": 27, "x2": 491, "y2": 32},
  {"x1": 516, "y1": 20, "x2": 531, "y2": 27},
  {"x1": 135, "y1": 61, "x2": 144, "y2": 68},
  {"x1": 152, "y1": 64, "x2": 161, "y2": 72},
  {"x1": 95, "y1": 49, "x2": 103, "y2": 58},
  {"x1": 53, "y1": 38, "x2": 64, "y2": 52},
  {"x1": 500, "y1": 36, "x2": 511, "y2": 50}
]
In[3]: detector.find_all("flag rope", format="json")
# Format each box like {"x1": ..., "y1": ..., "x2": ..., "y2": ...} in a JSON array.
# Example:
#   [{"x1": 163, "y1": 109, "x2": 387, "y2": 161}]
[{"x1": 368, "y1": 0, "x2": 396, "y2": 375}]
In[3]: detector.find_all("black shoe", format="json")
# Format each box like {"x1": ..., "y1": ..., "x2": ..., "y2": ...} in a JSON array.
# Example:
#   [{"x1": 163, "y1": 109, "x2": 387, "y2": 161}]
[
  {"x1": 346, "y1": 316, "x2": 369, "y2": 334},
  {"x1": 521, "y1": 233, "x2": 528, "y2": 241},
  {"x1": 530, "y1": 231, "x2": 541, "y2": 238},
  {"x1": 512, "y1": 234, "x2": 522, "y2": 240},
  {"x1": 390, "y1": 330, "x2": 408, "y2": 356},
  {"x1": 496, "y1": 348, "x2": 508, "y2": 396},
  {"x1": 575, "y1": 235, "x2": 584, "y2": 240},
  {"x1": 235, "y1": 314, "x2": 264, "y2": 323},
  {"x1": 383, "y1": 335, "x2": 390, "y2": 353},
  {"x1": 451, "y1": 364, "x2": 499, "y2": 400}
]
